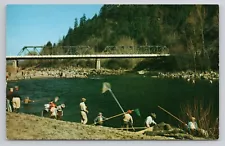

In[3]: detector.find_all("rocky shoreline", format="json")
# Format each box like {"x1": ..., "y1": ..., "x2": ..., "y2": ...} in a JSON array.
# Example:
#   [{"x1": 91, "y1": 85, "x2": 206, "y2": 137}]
[
  {"x1": 6, "y1": 66, "x2": 219, "y2": 83},
  {"x1": 138, "y1": 70, "x2": 219, "y2": 84},
  {"x1": 6, "y1": 66, "x2": 127, "y2": 81}
]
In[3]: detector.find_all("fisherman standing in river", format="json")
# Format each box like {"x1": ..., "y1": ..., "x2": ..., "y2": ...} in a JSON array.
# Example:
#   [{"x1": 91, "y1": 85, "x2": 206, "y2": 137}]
[
  {"x1": 24, "y1": 97, "x2": 34, "y2": 104},
  {"x1": 80, "y1": 98, "x2": 88, "y2": 124},
  {"x1": 22, "y1": 97, "x2": 35, "y2": 112}
]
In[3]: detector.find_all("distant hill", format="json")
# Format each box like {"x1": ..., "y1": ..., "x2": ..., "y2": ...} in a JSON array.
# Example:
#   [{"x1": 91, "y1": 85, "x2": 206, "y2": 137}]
[
  {"x1": 26, "y1": 5, "x2": 220, "y2": 71},
  {"x1": 59, "y1": 5, "x2": 218, "y2": 52}
]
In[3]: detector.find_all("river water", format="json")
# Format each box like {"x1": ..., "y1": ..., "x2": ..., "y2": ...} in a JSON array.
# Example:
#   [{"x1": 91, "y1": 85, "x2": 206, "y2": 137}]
[{"x1": 7, "y1": 74, "x2": 219, "y2": 128}]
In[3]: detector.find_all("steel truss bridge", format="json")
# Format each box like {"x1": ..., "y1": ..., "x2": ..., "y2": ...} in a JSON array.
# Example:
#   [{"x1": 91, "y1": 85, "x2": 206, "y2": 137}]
[
  {"x1": 7, "y1": 45, "x2": 170, "y2": 60},
  {"x1": 6, "y1": 45, "x2": 171, "y2": 69}
]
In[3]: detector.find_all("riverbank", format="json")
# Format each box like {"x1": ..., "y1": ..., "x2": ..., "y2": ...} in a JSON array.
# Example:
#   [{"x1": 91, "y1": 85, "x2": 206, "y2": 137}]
[
  {"x1": 6, "y1": 66, "x2": 127, "y2": 81},
  {"x1": 6, "y1": 66, "x2": 219, "y2": 83},
  {"x1": 137, "y1": 70, "x2": 219, "y2": 84},
  {"x1": 6, "y1": 112, "x2": 206, "y2": 140}
]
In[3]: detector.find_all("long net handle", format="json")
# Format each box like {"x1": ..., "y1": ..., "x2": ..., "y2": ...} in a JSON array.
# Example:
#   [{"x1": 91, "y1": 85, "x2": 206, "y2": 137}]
[
  {"x1": 115, "y1": 127, "x2": 147, "y2": 130},
  {"x1": 91, "y1": 110, "x2": 135, "y2": 125},
  {"x1": 158, "y1": 105, "x2": 186, "y2": 125},
  {"x1": 109, "y1": 89, "x2": 125, "y2": 113},
  {"x1": 91, "y1": 112, "x2": 124, "y2": 125}
]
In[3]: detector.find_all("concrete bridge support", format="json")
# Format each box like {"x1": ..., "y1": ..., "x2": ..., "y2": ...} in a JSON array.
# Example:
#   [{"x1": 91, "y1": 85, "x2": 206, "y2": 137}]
[
  {"x1": 95, "y1": 58, "x2": 101, "y2": 70},
  {"x1": 12, "y1": 60, "x2": 18, "y2": 68}
]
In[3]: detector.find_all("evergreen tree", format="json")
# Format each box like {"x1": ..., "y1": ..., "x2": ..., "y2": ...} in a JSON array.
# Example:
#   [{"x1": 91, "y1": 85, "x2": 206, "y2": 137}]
[
  {"x1": 74, "y1": 18, "x2": 78, "y2": 29},
  {"x1": 79, "y1": 14, "x2": 87, "y2": 27}
]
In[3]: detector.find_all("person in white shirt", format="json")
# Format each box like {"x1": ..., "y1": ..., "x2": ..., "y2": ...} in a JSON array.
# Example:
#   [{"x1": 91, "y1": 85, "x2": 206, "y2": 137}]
[
  {"x1": 80, "y1": 98, "x2": 88, "y2": 124},
  {"x1": 145, "y1": 113, "x2": 157, "y2": 127}
]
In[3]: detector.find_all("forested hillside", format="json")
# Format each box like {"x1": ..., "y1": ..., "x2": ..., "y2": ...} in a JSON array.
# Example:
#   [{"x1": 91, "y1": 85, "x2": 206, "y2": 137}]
[{"x1": 27, "y1": 5, "x2": 219, "y2": 71}]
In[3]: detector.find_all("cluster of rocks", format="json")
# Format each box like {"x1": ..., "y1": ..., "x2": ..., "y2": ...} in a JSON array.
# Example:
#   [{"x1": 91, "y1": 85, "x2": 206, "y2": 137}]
[
  {"x1": 6, "y1": 67, "x2": 126, "y2": 81},
  {"x1": 136, "y1": 69, "x2": 218, "y2": 83},
  {"x1": 157, "y1": 70, "x2": 219, "y2": 83}
]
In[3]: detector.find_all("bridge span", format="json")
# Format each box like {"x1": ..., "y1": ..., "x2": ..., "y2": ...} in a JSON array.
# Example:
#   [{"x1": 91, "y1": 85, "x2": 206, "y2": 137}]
[
  {"x1": 6, "y1": 54, "x2": 170, "y2": 60},
  {"x1": 6, "y1": 54, "x2": 171, "y2": 70}
]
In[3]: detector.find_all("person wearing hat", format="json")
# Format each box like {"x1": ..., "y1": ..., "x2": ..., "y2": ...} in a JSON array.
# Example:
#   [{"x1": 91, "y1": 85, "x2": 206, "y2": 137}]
[
  {"x1": 122, "y1": 110, "x2": 133, "y2": 130},
  {"x1": 145, "y1": 113, "x2": 157, "y2": 128},
  {"x1": 94, "y1": 112, "x2": 107, "y2": 126},
  {"x1": 80, "y1": 98, "x2": 88, "y2": 124}
]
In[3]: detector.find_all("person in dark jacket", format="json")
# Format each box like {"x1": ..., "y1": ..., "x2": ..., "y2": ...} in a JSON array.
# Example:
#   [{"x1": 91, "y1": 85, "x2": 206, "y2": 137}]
[
  {"x1": 6, "y1": 88, "x2": 14, "y2": 112},
  {"x1": 13, "y1": 86, "x2": 21, "y2": 97}
]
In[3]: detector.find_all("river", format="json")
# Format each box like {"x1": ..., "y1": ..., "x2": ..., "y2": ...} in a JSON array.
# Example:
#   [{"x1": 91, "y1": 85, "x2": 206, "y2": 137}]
[{"x1": 6, "y1": 74, "x2": 219, "y2": 128}]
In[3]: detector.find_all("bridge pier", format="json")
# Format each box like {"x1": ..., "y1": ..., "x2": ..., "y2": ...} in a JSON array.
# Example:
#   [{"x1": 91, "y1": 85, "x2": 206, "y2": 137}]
[
  {"x1": 95, "y1": 58, "x2": 101, "y2": 70},
  {"x1": 12, "y1": 60, "x2": 18, "y2": 68}
]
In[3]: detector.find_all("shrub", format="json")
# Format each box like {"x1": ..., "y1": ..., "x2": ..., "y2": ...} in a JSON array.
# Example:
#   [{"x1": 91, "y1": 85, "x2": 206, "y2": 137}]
[{"x1": 179, "y1": 98, "x2": 219, "y2": 139}]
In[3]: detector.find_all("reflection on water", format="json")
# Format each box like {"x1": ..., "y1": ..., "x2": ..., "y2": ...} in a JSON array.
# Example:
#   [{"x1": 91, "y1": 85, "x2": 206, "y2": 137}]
[{"x1": 6, "y1": 74, "x2": 219, "y2": 128}]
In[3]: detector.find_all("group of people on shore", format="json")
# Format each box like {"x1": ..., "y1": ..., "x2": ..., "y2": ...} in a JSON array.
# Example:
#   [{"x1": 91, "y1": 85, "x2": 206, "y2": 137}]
[
  {"x1": 80, "y1": 97, "x2": 157, "y2": 129},
  {"x1": 6, "y1": 85, "x2": 66, "y2": 120},
  {"x1": 80, "y1": 97, "x2": 208, "y2": 137},
  {"x1": 41, "y1": 97, "x2": 66, "y2": 120},
  {"x1": 6, "y1": 86, "x2": 34, "y2": 113}
]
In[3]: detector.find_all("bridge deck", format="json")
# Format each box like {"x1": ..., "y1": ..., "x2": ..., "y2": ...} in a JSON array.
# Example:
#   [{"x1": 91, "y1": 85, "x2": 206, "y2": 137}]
[{"x1": 6, "y1": 54, "x2": 171, "y2": 60}]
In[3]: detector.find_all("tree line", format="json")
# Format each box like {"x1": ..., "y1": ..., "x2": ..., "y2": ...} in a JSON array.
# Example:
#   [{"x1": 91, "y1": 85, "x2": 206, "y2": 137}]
[{"x1": 23, "y1": 5, "x2": 219, "y2": 71}]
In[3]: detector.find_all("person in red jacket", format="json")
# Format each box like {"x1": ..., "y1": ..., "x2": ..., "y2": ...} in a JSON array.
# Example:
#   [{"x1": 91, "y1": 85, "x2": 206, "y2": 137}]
[{"x1": 49, "y1": 97, "x2": 59, "y2": 118}]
